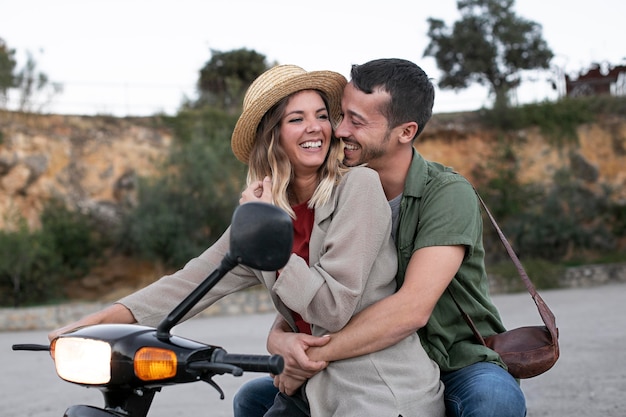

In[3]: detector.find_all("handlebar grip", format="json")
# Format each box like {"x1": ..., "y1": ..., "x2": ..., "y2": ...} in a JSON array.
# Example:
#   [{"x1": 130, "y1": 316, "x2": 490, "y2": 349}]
[
  {"x1": 12, "y1": 344, "x2": 50, "y2": 351},
  {"x1": 212, "y1": 349, "x2": 284, "y2": 375}
]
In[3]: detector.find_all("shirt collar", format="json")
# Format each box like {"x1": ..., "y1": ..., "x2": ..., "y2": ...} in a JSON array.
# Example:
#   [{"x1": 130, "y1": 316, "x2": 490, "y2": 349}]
[{"x1": 403, "y1": 148, "x2": 429, "y2": 199}]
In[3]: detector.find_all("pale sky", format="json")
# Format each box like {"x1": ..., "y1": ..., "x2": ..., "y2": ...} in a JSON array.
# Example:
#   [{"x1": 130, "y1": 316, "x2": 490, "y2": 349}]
[{"x1": 2, "y1": 0, "x2": 625, "y2": 116}]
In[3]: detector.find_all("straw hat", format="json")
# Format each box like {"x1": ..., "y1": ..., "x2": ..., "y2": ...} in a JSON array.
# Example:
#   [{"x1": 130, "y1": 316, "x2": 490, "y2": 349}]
[{"x1": 231, "y1": 64, "x2": 347, "y2": 163}]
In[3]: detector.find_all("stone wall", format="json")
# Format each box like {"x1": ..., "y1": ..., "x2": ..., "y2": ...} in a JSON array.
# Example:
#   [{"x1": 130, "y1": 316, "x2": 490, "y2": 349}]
[
  {"x1": 0, "y1": 286, "x2": 275, "y2": 332},
  {"x1": 560, "y1": 262, "x2": 626, "y2": 288}
]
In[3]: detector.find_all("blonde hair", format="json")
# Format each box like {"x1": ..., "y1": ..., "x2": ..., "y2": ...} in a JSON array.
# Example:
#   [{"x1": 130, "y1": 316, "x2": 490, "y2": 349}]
[{"x1": 247, "y1": 90, "x2": 347, "y2": 218}]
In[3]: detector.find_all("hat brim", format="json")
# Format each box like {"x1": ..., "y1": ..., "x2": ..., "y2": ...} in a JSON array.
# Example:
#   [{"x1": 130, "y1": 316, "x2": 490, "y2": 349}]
[{"x1": 232, "y1": 69, "x2": 347, "y2": 164}]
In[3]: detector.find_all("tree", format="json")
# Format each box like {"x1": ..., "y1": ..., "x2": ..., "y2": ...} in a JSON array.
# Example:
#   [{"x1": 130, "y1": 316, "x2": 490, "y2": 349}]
[
  {"x1": 13, "y1": 50, "x2": 63, "y2": 112},
  {"x1": 0, "y1": 38, "x2": 62, "y2": 112},
  {"x1": 423, "y1": 0, "x2": 554, "y2": 110},
  {"x1": 0, "y1": 37, "x2": 18, "y2": 107},
  {"x1": 196, "y1": 48, "x2": 270, "y2": 113}
]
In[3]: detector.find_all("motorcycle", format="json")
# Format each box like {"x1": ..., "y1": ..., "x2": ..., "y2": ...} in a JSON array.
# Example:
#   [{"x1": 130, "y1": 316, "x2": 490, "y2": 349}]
[{"x1": 13, "y1": 202, "x2": 293, "y2": 417}]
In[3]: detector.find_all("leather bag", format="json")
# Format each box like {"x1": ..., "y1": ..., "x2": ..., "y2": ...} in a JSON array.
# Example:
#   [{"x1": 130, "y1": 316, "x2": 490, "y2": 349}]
[{"x1": 450, "y1": 190, "x2": 560, "y2": 379}]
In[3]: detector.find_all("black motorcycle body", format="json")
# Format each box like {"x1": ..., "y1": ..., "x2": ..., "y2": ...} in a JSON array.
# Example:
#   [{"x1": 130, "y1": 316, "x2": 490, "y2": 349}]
[{"x1": 13, "y1": 202, "x2": 293, "y2": 417}]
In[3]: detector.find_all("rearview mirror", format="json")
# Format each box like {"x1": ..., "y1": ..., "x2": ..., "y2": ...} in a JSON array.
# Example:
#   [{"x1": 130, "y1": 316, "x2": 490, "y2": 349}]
[{"x1": 229, "y1": 202, "x2": 293, "y2": 271}]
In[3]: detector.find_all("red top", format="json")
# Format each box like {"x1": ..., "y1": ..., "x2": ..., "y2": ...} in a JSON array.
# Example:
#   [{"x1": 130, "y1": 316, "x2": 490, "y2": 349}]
[{"x1": 285, "y1": 201, "x2": 314, "y2": 334}]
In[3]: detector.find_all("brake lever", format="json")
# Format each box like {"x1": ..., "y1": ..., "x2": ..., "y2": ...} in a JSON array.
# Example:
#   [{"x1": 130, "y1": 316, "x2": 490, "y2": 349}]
[
  {"x1": 188, "y1": 361, "x2": 243, "y2": 377},
  {"x1": 187, "y1": 361, "x2": 244, "y2": 400},
  {"x1": 200, "y1": 375, "x2": 226, "y2": 400}
]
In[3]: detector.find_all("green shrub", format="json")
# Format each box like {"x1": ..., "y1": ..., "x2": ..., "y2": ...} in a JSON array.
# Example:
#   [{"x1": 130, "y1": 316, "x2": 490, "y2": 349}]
[
  {"x1": 517, "y1": 99, "x2": 592, "y2": 145},
  {"x1": 0, "y1": 200, "x2": 102, "y2": 306},
  {"x1": 484, "y1": 166, "x2": 619, "y2": 264},
  {"x1": 477, "y1": 136, "x2": 622, "y2": 265},
  {"x1": 40, "y1": 198, "x2": 102, "y2": 275},
  {"x1": 0, "y1": 219, "x2": 60, "y2": 306},
  {"x1": 481, "y1": 95, "x2": 626, "y2": 146},
  {"x1": 117, "y1": 128, "x2": 246, "y2": 268}
]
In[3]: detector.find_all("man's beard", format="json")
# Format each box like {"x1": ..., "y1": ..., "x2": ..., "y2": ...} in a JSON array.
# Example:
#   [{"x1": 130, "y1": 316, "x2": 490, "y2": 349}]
[{"x1": 343, "y1": 131, "x2": 391, "y2": 167}]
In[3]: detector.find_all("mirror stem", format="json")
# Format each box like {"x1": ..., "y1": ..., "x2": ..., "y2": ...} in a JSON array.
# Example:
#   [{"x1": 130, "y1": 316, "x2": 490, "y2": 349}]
[{"x1": 156, "y1": 254, "x2": 239, "y2": 340}]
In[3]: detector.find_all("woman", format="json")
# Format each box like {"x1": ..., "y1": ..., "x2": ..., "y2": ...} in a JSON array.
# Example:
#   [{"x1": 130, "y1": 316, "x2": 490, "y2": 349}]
[{"x1": 49, "y1": 65, "x2": 444, "y2": 417}]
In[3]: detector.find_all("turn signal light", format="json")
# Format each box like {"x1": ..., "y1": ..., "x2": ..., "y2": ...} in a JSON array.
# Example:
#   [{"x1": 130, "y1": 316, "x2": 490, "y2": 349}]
[{"x1": 134, "y1": 347, "x2": 177, "y2": 381}]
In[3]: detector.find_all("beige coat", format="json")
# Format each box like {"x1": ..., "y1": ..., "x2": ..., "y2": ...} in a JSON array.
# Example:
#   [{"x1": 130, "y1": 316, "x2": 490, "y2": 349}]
[{"x1": 119, "y1": 166, "x2": 444, "y2": 417}]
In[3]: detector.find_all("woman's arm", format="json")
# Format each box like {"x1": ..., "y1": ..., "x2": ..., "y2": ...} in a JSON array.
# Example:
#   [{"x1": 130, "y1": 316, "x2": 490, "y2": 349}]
[{"x1": 48, "y1": 303, "x2": 136, "y2": 341}]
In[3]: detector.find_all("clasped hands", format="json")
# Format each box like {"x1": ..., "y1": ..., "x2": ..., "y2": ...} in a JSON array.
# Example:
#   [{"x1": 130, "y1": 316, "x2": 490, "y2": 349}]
[{"x1": 267, "y1": 328, "x2": 331, "y2": 396}]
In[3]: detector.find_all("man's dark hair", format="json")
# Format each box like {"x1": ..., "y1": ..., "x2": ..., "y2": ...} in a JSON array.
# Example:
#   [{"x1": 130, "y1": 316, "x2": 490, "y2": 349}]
[{"x1": 350, "y1": 58, "x2": 435, "y2": 140}]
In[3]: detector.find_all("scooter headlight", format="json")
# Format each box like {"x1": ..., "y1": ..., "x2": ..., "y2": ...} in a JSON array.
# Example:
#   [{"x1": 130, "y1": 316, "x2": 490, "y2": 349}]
[{"x1": 51, "y1": 337, "x2": 112, "y2": 384}]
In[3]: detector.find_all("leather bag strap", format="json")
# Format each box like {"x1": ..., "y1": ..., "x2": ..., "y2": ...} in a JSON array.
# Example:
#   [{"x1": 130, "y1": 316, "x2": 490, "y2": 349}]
[
  {"x1": 473, "y1": 189, "x2": 558, "y2": 341},
  {"x1": 448, "y1": 187, "x2": 558, "y2": 343},
  {"x1": 448, "y1": 287, "x2": 486, "y2": 344}
]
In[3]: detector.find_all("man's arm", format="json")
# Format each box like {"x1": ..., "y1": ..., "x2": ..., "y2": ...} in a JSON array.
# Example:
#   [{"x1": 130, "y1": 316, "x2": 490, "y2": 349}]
[
  {"x1": 267, "y1": 244, "x2": 465, "y2": 394},
  {"x1": 308, "y1": 245, "x2": 465, "y2": 362}
]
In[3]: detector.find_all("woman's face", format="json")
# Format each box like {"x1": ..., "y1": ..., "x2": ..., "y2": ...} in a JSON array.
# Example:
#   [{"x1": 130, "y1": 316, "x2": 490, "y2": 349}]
[{"x1": 279, "y1": 90, "x2": 332, "y2": 176}]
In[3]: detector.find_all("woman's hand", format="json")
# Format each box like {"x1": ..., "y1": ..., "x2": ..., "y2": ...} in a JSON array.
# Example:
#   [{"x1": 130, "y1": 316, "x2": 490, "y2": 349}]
[
  {"x1": 273, "y1": 372, "x2": 307, "y2": 396},
  {"x1": 48, "y1": 304, "x2": 136, "y2": 342},
  {"x1": 240, "y1": 176, "x2": 273, "y2": 205}
]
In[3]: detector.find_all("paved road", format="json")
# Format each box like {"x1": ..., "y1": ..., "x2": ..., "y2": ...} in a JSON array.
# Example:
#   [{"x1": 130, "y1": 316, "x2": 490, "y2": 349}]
[{"x1": 2, "y1": 283, "x2": 625, "y2": 417}]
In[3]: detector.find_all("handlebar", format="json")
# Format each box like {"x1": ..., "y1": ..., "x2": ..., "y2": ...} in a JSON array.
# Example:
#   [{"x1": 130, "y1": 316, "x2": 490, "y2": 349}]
[
  {"x1": 211, "y1": 348, "x2": 284, "y2": 375},
  {"x1": 12, "y1": 344, "x2": 284, "y2": 376}
]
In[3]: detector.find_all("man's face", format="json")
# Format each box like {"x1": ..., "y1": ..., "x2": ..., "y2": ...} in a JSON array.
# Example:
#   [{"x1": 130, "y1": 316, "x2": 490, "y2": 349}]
[{"x1": 336, "y1": 83, "x2": 392, "y2": 169}]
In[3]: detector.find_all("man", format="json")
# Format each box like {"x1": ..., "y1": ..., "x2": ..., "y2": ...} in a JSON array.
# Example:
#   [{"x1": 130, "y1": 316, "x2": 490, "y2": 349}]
[{"x1": 233, "y1": 58, "x2": 526, "y2": 417}]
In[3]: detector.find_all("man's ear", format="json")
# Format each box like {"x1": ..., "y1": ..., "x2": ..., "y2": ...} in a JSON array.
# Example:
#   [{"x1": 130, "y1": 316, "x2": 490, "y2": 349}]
[{"x1": 398, "y1": 122, "x2": 418, "y2": 144}]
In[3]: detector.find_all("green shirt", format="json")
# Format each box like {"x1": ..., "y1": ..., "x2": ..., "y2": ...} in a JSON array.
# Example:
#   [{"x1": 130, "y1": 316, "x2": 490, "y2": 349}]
[{"x1": 396, "y1": 150, "x2": 506, "y2": 372}]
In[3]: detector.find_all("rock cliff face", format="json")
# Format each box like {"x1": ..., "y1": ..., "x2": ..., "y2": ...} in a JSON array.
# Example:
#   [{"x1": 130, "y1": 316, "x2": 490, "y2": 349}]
[
  {"x1": 418, "y1": 114, "x2": 626, "y2": 201},
  {"x1": 0, "y1": 112, "x2": 172, "y2": 231},
  {"x1": 2, "y1": 111, "x2": 625, "y2": 230},
  {"x1": 1, "y1": 110, "x2": 624, "y2": 300}
]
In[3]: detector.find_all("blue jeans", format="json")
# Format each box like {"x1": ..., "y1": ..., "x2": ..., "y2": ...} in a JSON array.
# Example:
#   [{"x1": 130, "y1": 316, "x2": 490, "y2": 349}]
[
  {"x1": 233, "y1": 375, "x2": 277, "y2": 417},
  {"x1": 233, "y1": 362, "x2": 526, "y2": 417},
  {"x1": 440, "y1": 362, "x2": 526, "y2": 417}
]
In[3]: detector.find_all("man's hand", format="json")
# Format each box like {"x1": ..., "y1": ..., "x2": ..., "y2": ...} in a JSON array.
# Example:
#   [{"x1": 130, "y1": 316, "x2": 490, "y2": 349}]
[
  {"x1": 267, "y1": 321, "x2": 330, "y2": 395},
  {"x1": 240, "y1": 176, "x2": 273, "y2": 205},
  {"x1": 270, "y1": 331, "x2": 330, "y2": 395},
  {"x1": 269, "y1": 331, "x2": 330, "y2": 378}
]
